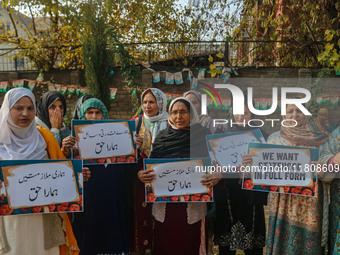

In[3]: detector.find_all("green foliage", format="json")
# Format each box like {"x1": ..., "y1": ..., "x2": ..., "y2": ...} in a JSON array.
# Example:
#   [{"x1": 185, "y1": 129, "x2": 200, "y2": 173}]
[
  {"x1": 82, "y1": 0, "x2": 142, "y2": 112},
  {"x1": 82, "y1": 1, "x2": 115, "y2": 110},
  {"x1": 108, "y1": 31, "x2": 143, "y2": 112},
  {"x1": 318, "y1": 30, "x2": 340, "y2": 72},
  {"x1": 307, "y1": 68, "x2": 331, "y2": 116}
]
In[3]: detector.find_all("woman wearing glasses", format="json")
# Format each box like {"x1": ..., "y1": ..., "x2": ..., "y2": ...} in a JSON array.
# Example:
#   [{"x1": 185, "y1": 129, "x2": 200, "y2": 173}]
[{"x1": 139, "y1": 97, "x2": 221, "y2": 255}]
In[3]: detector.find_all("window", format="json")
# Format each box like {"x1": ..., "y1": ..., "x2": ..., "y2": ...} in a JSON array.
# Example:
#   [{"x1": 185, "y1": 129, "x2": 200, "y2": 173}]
[
  {"x1": 16, "y1": 58, "x2": 25, "y2": 70},
  {"x1": 0, "y1": 23, "x2": 11, "y2": 34}
]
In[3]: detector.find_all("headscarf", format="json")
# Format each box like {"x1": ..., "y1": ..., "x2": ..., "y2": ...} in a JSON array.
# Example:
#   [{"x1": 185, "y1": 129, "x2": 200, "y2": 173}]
[
  {"x1": 280, "y1": 119, "x2": 329, "y2": 147},
  {"x1": 141, "y1": 88, "x2": 169, "y2": 142},
  {"x1": 313, "y1": 108, "x2": 332, "y2": 135},
  {"x1": 183, "y1": 90, "x2": 218, "y2": 133},
  {"x1": 0, "y1": 88, "x2": 47, "y2": 160},
  {"x1": 150, "y1": 97, "x2": 205, "y2": 158},
  {"x1": 36, "y1": 91, "x2": 67, "y2": 129},
  {"x1": 224, "y1": 88, "x2": 269, "y2": 137},
  {"x1": 183, "y1": 90, "x2": 202, "y2": 108},
  {"x1": 168, "y1": 97, "x2": 199, "y2": 130},
  {"x1": 72, "y1": 94, "x2": 95, "y2": 120},
  {"x1": 79, "y1": 98, "x2": 108, "y2": 120}
]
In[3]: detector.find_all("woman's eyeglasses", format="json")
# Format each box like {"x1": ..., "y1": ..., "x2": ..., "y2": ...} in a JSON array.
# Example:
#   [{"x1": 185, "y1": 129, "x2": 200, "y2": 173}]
[{"x1": 170, "y1": 111, "x2": 189, "y2": 116}]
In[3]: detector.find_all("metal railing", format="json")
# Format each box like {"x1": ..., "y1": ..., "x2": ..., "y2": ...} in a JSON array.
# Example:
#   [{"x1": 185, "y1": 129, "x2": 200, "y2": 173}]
[
  {"x1": 0, "y1": 40, "x2": 325, "y2": 71},
  {"x1": 124, "y1": 40, "x2": 324, "y2": 68},
  {"x1": 0, "y1": 48, "x2": 36, "y2": 71},
  {"x1": 124, "y1": 41, "x2": 228, "y2": 67}
]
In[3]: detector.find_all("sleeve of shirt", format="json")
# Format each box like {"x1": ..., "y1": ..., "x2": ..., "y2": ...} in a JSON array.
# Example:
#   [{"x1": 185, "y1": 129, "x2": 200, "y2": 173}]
[
  {"x1": 60, "y1": 127, "x2": 71, "y2": 142},
  {"x1": 50, "y1": 128, "x2": 62, "y2": 147}
]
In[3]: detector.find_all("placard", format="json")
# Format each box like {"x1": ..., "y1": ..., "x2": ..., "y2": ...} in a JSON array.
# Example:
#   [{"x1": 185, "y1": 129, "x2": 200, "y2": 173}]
[
  {"x1": 144, "y1": 158, "x2": 213, "y2": 202},
  {"x1": 72, "y1": 120, "x2": 137, "y2": 164},
  {"x1": 242, "y1": 143, "x2": 319, "y2": 197},
  {"x1": 0, "y1": 160, "x2": 83, "y2": 215},
  {"x1": 206, "y1": 129, "x2": 264, "y2": 169}
]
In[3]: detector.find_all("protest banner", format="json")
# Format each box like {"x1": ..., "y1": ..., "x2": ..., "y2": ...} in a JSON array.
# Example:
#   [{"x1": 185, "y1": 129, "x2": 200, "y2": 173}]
[
  {"x1": 206, "y1": 129, "x2": 264, "y2": 169},
  {"x1": 72, "y1": 120, "x2": 136, "y2": 164},
  {"x1": 0, "y1": 159, "x2": 83, "y2": 215},
  {"x1": 144, "y1": 158, "x2": 213, "y2": 202},
  {"x1": 242, "y1": 143, "x2": 319, "y2": 197}
]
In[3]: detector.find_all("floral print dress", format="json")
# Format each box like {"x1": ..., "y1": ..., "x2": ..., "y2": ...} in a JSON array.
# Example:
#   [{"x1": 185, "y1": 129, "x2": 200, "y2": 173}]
[
  {"x1": 320, "y1": 127, "x2": 340, "y2": 255},
  {"x1": 265, "y1": 131, "x2": 325, "y2": 255}
]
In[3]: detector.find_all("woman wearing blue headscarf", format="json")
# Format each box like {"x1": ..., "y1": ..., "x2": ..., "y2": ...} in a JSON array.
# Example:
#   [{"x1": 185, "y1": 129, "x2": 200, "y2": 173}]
[{"x1": 68, "y1": 98, "x2": 130, "y2": 255}]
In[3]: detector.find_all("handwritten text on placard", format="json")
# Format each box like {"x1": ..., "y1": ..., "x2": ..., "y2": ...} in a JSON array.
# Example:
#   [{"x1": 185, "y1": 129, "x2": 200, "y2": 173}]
[
  {"x1": 209, "y1": 132, "x2": 260, "y2": 167},
  {"x1": 146, "y1": 160, "x2": 209, "y2": 197},
  {"x1": 2, "y1": 161, "x2": 79, "y2": 209},
  {"x1": 75, "y1": 122, "x2": 134, "y2": 159}
]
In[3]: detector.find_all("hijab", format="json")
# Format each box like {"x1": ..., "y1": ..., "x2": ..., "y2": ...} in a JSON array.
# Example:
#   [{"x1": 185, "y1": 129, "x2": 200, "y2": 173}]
[
  {"x1": 36, "y1": 91, "x2": 67, "y2": 129},
  {"x1": 168, "y1": 97, "x2": 199, "y2": 130},
  {"x1": 79, "y1": 98, "x2": 108, "y2": 120},
  {"x1": 183, "y1": 90, "x2": 218, "y2": 133},
  {"x1": 313, "y1": 108, "x2": 332, "y2": 135},
  {"x1": 183, "y1": 90, "x2": 202, "y2": 107},
  {"x1": 280, "y1": 118, "x2": 329, "y2": 147},
  {"x1": 0, "y1": 88, "x2": 47, "y2": 160},
  {"x1": 150, "y1": 97, "x2": 209, "y2": 158},
  {"x1": 141, "y1": 88, "x2": 169, "y2": 142},
  {"x1": 72, "y1": 94, "x2": 95, "y2": 120}
]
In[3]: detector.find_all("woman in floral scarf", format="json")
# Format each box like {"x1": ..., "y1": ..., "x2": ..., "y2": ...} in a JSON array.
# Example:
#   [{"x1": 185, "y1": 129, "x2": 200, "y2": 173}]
[{"x1": 244, "y1": 104, "x2": 329, "y2": 255}]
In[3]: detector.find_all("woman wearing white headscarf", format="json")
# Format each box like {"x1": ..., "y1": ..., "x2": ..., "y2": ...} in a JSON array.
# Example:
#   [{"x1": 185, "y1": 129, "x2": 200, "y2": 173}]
[
  {"x1": 130, "y1": 88, "x2": 169, "y2": 253},
  {"x1": 0, "y1": 88, "x2": 88, "y2": 255},
  {"x1": 183, "y1": 90, "x2": 218, "y2": 134}
]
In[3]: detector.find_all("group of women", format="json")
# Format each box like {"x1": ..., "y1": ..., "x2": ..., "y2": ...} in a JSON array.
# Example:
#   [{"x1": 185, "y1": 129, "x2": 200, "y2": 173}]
[
  {"x1": 135, "y1": 88, "x2": 340, "y2": 255},
  {"x1": 0, "y1": 86, "x2": 339, "y2": 255}
]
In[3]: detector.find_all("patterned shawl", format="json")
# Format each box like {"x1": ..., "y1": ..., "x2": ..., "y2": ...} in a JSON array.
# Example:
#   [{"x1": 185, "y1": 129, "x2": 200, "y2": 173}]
[
  {"x1": 280, "y1": 120, "x2": 329, "y2": 147},
  {"x1": 142, "y1": 88, "x2": 169, "y2": 142}
]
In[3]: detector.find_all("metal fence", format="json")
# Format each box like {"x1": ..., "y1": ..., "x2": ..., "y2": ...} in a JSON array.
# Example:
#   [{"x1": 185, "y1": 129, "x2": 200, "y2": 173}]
[
  {"x1": 124, "y1": 41, "x2": 228, "y2": 67},
  {"x1": 0, "y1": 48, "x2": 36, "y2": 71},
  {"x1": 0, "y1": 40, "x2": 325, "y2": 71},
  {"x1": 125, "y1": 40, "x2": 325, "y2": 68}
]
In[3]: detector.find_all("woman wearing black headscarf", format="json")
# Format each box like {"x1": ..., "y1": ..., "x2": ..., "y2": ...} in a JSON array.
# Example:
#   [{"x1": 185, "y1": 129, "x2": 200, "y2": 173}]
[
  {"x1": 139, "y1": 97, "x2": 221, "y2": 255},
  {"x1": 214, "y1": 95, "x2": 269, "y2": 254},
  {"x1": 72, "y1": 94, "x2": 95, "y2": 120},
  {"x1": 35, "y1": 91, "x2": 70, "y2": 147}
]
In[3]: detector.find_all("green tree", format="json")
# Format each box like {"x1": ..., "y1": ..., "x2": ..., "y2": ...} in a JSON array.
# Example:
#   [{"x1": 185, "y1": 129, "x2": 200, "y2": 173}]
[
  {"x1": 82, "y1": 0, "x2": 142, "y2": 111},
  {"x1": 82, "y1": 1, "x2": 115, "y2": 110}
]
